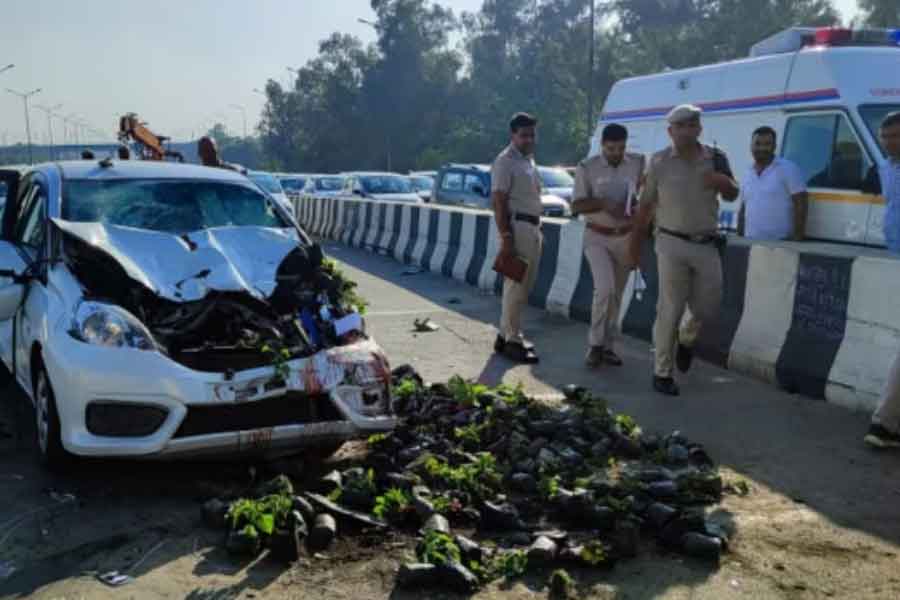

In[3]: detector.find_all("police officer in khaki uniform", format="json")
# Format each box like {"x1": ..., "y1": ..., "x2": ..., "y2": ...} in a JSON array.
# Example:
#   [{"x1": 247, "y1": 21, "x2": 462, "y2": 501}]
[
  {"x1": 492, "y1": 112, "x2": 543, "y2": 363},
  {"x1": 627, "y1": 105, "x2": 739, "y2": 396},
  {"x1": 572, "y1": 123, "x2": 644, "y2": 368}
]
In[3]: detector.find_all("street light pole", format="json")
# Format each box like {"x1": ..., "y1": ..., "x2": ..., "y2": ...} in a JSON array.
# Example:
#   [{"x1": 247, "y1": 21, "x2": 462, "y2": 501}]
[
  {"x1": 229, "y1": 104, "x2": 248, "y2": 138},
  {"x1": 6, "y1": 87, "x2": 42, "y2": 164},
  {"x1": 36, "y1": 103, "x2": 62, "y2": 161}
]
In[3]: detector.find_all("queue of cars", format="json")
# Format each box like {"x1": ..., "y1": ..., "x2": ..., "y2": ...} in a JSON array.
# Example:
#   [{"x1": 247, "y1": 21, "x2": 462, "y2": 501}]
[{"x1": 269, "y1": 162, "x2": 576, "y2": 218}]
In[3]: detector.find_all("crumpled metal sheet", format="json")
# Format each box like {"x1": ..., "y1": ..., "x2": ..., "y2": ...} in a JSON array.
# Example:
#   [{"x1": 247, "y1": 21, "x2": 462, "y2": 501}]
[
  {"x1": 213, "y1": 338, "x2": 391, "y2": 403},
  {"x1": 53, "y1": 219, "x2": 301, "y2": 303}
]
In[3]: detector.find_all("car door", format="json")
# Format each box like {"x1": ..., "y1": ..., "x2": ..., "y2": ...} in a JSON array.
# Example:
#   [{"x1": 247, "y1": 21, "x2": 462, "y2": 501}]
[
  {"x1": 0, "y1": 170, "x2": 25, "y2": 373},
  {"x1": 437, "y1": 170, "x2": 465, "y2": 206},
  {"x1": 462, "y1": 173, "x2": 490, "y2": 210},
  {"x1": 10, "y1": 175, "x2": 51, "y2": 393},
  {"x1": 781, "y1": 111, "x2": 875, "y2": 244}
]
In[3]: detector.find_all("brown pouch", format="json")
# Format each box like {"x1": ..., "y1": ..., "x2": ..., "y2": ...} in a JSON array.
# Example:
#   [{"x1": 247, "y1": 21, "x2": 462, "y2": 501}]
[{"x1": 492, "y1": 253, "x2": 528, "y2": 283}]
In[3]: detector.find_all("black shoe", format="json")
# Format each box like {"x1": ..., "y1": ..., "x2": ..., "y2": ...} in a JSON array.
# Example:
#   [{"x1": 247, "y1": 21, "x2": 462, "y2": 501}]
[
  {"x1": 676, "y1": 343, "x2": 694, "y2": 373},
  {"x1": 602, "y1": 348, "x2": 623, "y2": 367},
  {"x1": 585, "y1": 346, "x2": 604, "y2": 368},
  {"x1": 504, "y1": 342, "x2": 539, "y2": 364},
  {"x1": 653, "y1": 376, "x2": 680, "y2": 396},
  {"x1": 494, "y1": 335, "x2": 506, "y2": 354},
  {"x1": 864, "y1": 424, "x2": 900, "y2": 449}
]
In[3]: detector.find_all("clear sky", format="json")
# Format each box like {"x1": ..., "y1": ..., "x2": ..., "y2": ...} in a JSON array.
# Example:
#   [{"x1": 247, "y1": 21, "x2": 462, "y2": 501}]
[{"x1": 0, "y1": 0, "x2": 859, "y2": 146}]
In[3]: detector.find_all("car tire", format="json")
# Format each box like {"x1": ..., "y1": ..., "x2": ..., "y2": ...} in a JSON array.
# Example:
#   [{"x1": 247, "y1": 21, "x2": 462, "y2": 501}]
[{"x1": 34, "y1": 366, "x2": 69, "y2": 469}]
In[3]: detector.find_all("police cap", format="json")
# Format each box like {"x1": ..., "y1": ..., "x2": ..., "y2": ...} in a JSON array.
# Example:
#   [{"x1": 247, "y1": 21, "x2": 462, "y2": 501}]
[{"x1": 667, "y1": 104, "x2": 702, "y2": 125}]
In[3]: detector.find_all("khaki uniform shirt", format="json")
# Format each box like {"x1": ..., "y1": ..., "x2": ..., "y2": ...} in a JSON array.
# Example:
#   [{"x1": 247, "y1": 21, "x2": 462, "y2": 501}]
[
  {"x1": 640, "y1": 144, "x2": 733, "y2": 235},
  {"x1": 574, "y1": 152, "x2": 645, "y2": 228},
  {"x1": 491, "y1": 144, "x2": 543, "y2": 218}
]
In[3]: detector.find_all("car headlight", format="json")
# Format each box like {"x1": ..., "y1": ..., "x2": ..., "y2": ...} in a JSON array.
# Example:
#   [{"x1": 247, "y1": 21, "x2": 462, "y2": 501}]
[{"x1": 71, "y1": 301, "x2": 158, "y2": 351}]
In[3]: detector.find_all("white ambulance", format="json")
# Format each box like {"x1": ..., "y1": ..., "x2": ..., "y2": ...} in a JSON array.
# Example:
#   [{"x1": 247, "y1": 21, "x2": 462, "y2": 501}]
[{"x1": 594, "y1": 27, "x2": 900, "y2": 246}]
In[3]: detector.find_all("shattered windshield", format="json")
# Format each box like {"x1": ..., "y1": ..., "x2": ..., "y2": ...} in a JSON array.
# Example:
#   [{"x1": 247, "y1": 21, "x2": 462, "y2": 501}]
[{"x1": 63, "y1": 179, "x2": 288, "y2": 234}]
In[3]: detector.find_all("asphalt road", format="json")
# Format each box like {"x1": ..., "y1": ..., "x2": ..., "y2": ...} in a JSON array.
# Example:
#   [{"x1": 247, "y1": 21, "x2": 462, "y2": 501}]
[{"x1": 1, "y1": 241, "x2": 900, "y2": 599}]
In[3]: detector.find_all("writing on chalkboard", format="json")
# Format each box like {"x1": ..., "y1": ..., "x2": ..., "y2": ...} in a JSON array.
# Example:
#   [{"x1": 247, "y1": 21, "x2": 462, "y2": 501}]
[{"x1": 793, "y1": 261, "x2": 850, "y2": 341}]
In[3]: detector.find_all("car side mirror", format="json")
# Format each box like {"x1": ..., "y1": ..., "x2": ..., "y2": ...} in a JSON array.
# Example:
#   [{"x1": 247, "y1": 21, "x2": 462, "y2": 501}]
[
  {"x1": 472, "y1": 184, "x2": 486, "y2": 197},
  {"x1": 353, "y1": 189, "x2": 364, "y2": 196},
  {"x1": 0, "y1": 241, "x2": 27, "y2": 321}
]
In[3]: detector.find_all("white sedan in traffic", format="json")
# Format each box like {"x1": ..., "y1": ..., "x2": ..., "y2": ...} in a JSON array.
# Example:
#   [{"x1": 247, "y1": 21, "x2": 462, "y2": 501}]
[{"x1": 0, "y1": 161, "x2": 396, "y2": 468}]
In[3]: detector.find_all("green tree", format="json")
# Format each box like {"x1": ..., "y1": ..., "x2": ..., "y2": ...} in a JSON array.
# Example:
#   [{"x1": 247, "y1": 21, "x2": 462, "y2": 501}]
[
  {"x1": 205, "y1": 123, "x2": 265, "y2": 170},
  {"x1": 858, "y1": 0, "x2": 900, "y2": 27}
]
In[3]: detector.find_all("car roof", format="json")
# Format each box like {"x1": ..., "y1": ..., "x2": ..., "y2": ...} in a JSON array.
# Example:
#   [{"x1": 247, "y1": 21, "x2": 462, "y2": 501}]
[
  {"x1": 56, "y1": 160, "x2": 251, "y2": 183},
  {"x1": 341, "y1": 171, "x2": 407, "y2": 177},
  {"x1": 442, "y1": 164, "x2": 490, "y2": 172}
]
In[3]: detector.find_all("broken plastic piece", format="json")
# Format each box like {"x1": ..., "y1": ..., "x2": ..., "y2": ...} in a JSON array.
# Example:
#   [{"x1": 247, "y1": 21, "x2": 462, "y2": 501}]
[
  {"x1": 300, "y1": 308, "x2": 321, "y2": 347},
  {"x1": 334, "y1": 312, "x2": 363, "y2": 337},
  {"x1": 413, "y1": 318, "x2": 440, "y2": 332},
  {"x1": 98, "y1": 571, "x2": 132, "y2": 587}
]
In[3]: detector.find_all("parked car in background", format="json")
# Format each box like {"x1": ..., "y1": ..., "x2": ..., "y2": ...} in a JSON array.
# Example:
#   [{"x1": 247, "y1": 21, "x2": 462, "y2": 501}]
[
  {"x1": 277, "y1": 174, "x2": 309, "y2": 198},
  {"x1": 433, "y1": 164, "x2": 571, "y2": 217},
  {"x1": 303, "y1": 174, "x2": 347, "y2": 197},
  {"x1": 341, "y1": 172, "x2": 423, "y2": 204},
  {"x1": 248, "y1": 170, "x2": 294, "y2": 216},
  {"x1": 0, "y1": 161, "x2": 396, "y2": 467},
  {"x1": 408, "y1": 171, "x2": 435, "y2": 202},
  {"x1": 537, "y1": 166, "x2": 574, "y2": 203}
]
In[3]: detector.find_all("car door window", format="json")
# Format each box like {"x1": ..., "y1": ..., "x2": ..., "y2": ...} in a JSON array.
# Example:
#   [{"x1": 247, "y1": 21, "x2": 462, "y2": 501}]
[
  {"x1": 463, "y1": 174, "x2": 485, "y2": 196},
  {"x1": 15, "y1": 184, "x2": 46, "y2": 254},
  {"x1": 441, "y1": 172, "x2": 463, "y2": 191},
  {"x1": 782, "y1": 113, "x2": 872, "y2": 191}
]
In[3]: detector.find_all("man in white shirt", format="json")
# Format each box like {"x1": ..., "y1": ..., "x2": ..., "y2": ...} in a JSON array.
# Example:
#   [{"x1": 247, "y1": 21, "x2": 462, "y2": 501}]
[{"x1": 737, "y1": 126, "x2": 808, "y2": 241}]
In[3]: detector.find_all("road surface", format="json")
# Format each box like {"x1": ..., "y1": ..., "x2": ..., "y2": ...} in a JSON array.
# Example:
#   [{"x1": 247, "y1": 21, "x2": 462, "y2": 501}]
[{"x1": 1, "y1": 242, "x2": 899, "y2": 599}]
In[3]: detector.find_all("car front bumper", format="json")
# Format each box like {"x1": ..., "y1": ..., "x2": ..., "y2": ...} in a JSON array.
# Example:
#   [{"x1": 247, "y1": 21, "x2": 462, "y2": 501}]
[{"x1": 42, "y1": 333, "x2": 397, "y2": 459}]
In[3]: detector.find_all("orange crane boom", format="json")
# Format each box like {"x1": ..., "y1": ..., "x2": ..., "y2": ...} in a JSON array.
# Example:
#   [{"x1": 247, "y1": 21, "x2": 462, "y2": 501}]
[{"x1": 118, "y1": 113, "x2": 184, "y2": 162}]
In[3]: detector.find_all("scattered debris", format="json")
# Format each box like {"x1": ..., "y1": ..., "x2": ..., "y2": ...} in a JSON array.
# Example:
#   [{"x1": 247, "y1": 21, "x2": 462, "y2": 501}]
[
  {"x1": 97, "y1": 571, "x2": 131, "y2": 587},
  {"x1": 308, "y1": 514, "x2": 337, "y2": 552},
  {"x1": 401, "y1": 267, "x2": 424, "y2": 276},
  {"x1": 413, "y1": 318, "x2": 440, "y2": 332},
  {"x1": 447, "y1": 298, "x2": 461, "y2": 305},
  {"x1": 201, "y1": 368, "x2": 729, "y2": 594},
  {"x1": 549, "y1": 568, "x2": 576, "y2": 599}
]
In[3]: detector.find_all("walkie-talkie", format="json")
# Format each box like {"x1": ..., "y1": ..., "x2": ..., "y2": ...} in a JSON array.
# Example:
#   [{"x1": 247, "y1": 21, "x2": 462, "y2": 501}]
[{"x1": 711, "y1": 141, "x2": 729, "y2": 175}]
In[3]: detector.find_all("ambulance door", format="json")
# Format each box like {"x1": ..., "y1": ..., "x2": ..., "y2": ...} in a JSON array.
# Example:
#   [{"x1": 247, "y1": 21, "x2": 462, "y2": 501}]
[{"x1": 780, "y1": 110, "x2": 874, "y2": 244}]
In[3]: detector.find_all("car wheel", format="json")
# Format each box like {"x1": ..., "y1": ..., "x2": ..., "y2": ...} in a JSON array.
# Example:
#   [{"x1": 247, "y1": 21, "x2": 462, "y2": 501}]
[{"x1": 34, "y1": 366, "x2": 68, "y2": 469}]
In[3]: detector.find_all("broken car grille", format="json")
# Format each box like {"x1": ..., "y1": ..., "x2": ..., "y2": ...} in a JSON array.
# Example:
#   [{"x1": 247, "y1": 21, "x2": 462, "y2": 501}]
[{"x1": 173, "y1": 392, "x2": 343, "y2": 438}]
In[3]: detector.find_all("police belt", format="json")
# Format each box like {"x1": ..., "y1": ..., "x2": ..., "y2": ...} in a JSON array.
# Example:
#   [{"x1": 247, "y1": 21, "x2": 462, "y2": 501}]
[
  {"x1": 587, "y1": 222, "x2": 632, "y2": 237},
  {"x1": 513, "y1": 213, "x2": 540, "y2": 226},
  {"x1": 658, "y1": 227, "x2": 720, "y2": 245}
]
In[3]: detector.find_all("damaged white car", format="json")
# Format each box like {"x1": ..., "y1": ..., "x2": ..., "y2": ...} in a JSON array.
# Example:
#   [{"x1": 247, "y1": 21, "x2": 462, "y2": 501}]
[{"x1": 0, "y1": 161, "x2": 396, "y2": 468}]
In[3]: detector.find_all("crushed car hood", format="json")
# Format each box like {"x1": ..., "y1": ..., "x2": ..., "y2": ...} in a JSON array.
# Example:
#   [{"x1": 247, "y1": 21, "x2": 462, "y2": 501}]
[{"x1": 52, "y1": 219, "x2": 301, "y2": 303}]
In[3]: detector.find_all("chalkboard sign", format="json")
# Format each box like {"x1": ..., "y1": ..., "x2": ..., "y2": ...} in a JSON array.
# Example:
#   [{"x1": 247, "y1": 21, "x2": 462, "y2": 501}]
[{"x1": 793, "y1": 259, "x2": 850, "y2": 341}]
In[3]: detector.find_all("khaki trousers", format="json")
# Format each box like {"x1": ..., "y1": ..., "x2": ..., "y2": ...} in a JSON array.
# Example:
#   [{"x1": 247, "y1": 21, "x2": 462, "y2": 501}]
[
  {"x1": 872, "y1": 348, "x2": 900, "y2": 432},
  {"x1": 584, "y1": 230, "x2": 629, "y2": 349},
  {"x1": 500, "y1": 220, "x2": 543, "y2": 344},
  {"x1": 653, "y1": 233, "x2": 722, "y2": 377}
]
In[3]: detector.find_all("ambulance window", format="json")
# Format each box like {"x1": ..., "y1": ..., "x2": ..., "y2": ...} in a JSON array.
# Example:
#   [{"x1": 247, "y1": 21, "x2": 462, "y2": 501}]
[{"x1": 782, "y1": 114, "x2": 871, "y2": 191}]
